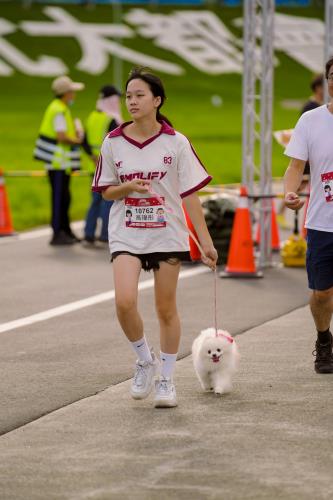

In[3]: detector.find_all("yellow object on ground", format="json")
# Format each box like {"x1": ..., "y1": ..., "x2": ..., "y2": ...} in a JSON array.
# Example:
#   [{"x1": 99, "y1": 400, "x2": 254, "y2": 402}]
[
  {"x1": 276, "y1": 214, "x2": 292, "y2": 230},
  {"x1": 281, "y1": 234, "x2": 307, "y2": 267}
]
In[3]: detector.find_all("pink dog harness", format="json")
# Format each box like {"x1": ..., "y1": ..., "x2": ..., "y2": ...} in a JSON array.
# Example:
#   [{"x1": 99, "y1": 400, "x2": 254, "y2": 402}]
[{"x1": 216, "y1": 332, "x2": 234, "y2": 344}]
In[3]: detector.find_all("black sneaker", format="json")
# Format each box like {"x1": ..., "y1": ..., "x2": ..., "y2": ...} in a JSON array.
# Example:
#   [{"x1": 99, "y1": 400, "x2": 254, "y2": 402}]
[
  {"x1": 49, "y1": 231, "x2": 75, "y2": 246},
  {"x1": 64, "y1": 229, "x2": 81, "y2": 243},
  {"x1": 313, "y1": 334, "x2": 333, "y2": 374}
]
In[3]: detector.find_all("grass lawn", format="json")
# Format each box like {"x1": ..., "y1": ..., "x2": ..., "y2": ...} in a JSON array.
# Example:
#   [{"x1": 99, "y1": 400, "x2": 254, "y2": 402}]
[{"x1": 0, "y1": 3, "x2": 323, "y2": 230}]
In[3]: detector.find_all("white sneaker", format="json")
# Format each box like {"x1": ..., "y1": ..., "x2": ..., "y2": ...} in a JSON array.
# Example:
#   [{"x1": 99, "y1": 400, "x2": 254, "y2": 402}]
[
  {"x1": 154, "y1": 377, "x2": 177, "y2": 408},
  {"x1": 130, "y1": 350, "x2": 158, "y2": 400}
]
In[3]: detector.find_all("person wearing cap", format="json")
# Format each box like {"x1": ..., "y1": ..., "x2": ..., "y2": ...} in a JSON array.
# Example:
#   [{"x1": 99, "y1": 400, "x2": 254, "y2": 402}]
[
  {"x1": 82, "y1": 85, "x2": 123, "y2": 247},
  {"x1": 34, "y1": 75, "x2": 85, "y2": 246}
]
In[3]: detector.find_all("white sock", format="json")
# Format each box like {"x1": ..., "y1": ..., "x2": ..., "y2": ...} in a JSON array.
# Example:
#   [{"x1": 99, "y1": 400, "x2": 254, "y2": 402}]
[
  {"x1": 130, "y1": 337, "x2": 152, "y2": 363},
  {"x1": 160, "y1": 352, "x2": 177, "y2": 379}
]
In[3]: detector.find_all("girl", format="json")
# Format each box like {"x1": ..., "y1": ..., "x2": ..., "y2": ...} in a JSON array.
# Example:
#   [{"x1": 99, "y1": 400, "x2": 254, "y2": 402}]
[{"x1": 92, "y1": 68, "x2": 217, "y2": 408}]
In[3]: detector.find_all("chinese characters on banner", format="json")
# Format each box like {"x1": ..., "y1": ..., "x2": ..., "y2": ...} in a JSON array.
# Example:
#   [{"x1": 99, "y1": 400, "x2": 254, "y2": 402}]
[{"x1": 0, "y1": 7, "x2": 325, "y2": 77}]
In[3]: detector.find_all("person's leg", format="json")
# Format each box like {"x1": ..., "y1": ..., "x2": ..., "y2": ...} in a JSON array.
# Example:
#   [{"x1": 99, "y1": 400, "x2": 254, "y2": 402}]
[
  {"x1": 60, "y1": 171, "x2": 70, "y2": 233},
  {"x1": 48, "y1": 170, "x2": 61, "y2": 236},
  {"x1": 307, "y1": 229, "x2": 333, "y2": 373},
  {"x1": 153, "y1": 260, "x2": 180, "y2": 408},
  {"x1": 60, "y1": 171, "x2": 70, "y2": 234},
  {"x1": 48, "y1": 170, "x2": 74, "y2": 245},
  {"x1": 310, "y1": 288, "x2": 333, "y2": 333},
  {"x1": 154, "y1": 260, "x2": 181, "y2": 357},
  {"x1": 62, "y1": 173, "x2": 80, "y2": 241},
  {"x1": 113, "y1": 253, "x2": 158, "y2": 398},
  {"x1": 99, "y1": 199, "x2": 113, "y2": 242},
  {"x1": 84, "y1": 191, "x2": 102, "y2": 241},
  {"x1": 113, "y1": 254, "x2": 145, "y2": 343},
  {"x1": 310, "y1": 288, "x2": 333, "y2": 374}
]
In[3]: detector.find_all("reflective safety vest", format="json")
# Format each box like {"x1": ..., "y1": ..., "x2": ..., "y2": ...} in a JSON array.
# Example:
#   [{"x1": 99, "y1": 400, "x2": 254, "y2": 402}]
[
  {"x1": 85, "y1": 110, "x2": 111, "y2": 172},
  {"x1": 34, "y1": 98, "x2": 81, "y2": 171}
]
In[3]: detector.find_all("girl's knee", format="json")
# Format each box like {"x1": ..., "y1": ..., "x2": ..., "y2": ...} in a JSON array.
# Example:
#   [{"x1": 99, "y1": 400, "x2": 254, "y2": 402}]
[
  {"x1": 156, "y1": 302, "x2": 177, "y2": 324},
  {"x1": 116, "y1": 296, "x2": 137, "y2": 316}
]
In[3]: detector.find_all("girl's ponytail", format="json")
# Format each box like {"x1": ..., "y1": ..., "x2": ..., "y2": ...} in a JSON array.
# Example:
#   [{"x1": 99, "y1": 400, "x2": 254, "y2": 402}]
[{"x1": 156, "y1": 110, "x2": 173, "y2": 127}]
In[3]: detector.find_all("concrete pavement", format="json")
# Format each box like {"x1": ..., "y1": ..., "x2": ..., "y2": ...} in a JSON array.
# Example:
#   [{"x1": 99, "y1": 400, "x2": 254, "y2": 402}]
[
  {"x1": 0, "y1": 225, "x2": 309, "y2": 436},
  {"x1": 0, "y1": 306, "x2": 332, "y2": 500},
  {"x1": 2, "y1": 210, "x2": 332, "y2": 499}
]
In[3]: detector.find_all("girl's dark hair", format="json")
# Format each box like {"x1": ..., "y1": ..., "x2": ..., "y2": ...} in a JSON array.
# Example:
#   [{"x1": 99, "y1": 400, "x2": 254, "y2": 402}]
[
  {"x1": 125, "y1": 67, "x2": 172, "y2": 126},
  {"x1": 325, "y1": 57, "x2": 333, "y2": 79}
]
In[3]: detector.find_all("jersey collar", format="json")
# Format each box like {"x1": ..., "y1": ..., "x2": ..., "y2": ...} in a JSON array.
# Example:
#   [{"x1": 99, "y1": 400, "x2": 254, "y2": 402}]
[{"x1": 108, "y1": 120, "x2": 175, "y2": 149}]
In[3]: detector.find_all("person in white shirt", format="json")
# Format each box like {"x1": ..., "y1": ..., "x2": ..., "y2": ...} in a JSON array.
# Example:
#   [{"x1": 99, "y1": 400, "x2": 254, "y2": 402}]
[
  {"x1": 284, "y1": 57, "x2": 333, "y2": 374},
  {"x1": 93, "y1": 67, "x2": 217, "y2": 407}
]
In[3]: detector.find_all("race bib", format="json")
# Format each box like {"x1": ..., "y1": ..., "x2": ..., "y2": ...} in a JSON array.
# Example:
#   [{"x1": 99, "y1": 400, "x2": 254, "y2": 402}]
[
  {"x1": 321, "y1": 172, "x2": 333, "y2": 203},
  {"x1": 125, "y1": 196, "x2": 167, "y2": 228}
]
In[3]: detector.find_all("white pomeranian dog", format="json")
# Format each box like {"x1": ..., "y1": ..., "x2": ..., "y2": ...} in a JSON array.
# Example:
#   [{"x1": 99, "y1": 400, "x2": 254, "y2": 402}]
[{"x1": 192, "y1": 328, "x2": 239, "y2": 395}]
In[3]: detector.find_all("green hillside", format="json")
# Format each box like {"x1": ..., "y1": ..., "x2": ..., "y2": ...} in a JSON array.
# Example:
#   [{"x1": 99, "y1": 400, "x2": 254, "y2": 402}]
[{"x1": 0, "y1": 3, "x2": 324, "y2": 230}]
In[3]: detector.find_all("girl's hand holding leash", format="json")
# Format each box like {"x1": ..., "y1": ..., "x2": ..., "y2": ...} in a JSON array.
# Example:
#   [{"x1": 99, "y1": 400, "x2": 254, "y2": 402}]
[
  {"x1": 201, "y1": 243, "x2": 218, "y2": 270},
  {"x1": 127, "y1": 180, "x2": 151, "y2": 194}
]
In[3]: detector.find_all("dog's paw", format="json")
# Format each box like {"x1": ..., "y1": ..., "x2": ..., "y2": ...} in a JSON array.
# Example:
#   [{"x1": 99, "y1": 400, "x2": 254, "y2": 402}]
[
  {"x1": 214, "y1": 387, "x2": 225, "y2": 396},
  {"x1": 201, "y1": 384, "x2": 213, "y2": 392}
]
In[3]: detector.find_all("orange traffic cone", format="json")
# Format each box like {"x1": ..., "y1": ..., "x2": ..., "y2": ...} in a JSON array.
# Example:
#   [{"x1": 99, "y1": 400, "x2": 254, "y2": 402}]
[
  {"x1": 220, "y1": 186, "x2": 262, "y2": 278},
  {"x1": 0, "y1": 169, "x2": 14, "y2": 236},
  {"x1": 255, "y1": 200, "x2": 280, "y2": 251},
  {"x1": 183, "y1": 204, "x2": 201, "y2": 261}
]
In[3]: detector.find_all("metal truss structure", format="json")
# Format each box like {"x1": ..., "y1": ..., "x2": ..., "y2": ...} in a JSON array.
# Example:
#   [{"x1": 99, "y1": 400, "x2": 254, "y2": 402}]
[
  {"x1": 241, "y1": 0, "x2": 275, "y2": 270},
  {"x1": 242, "y1": 0, "x2": 275, "y2": 268}
]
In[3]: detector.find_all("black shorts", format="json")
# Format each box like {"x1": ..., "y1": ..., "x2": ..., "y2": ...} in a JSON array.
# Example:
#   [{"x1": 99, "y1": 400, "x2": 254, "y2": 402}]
[
  {"x1": 111, "y1": 251, "x2": 192, "y2": 272},
  {"x1": 306, "y1": 229, "x2": 333, "y2": 291}
]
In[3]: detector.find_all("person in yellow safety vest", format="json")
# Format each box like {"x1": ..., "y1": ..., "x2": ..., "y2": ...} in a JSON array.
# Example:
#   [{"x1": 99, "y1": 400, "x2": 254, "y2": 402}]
[
  {"x1": 81, "y1": 85, "x2": 123, "y2": 247},
  {"x1": 34, "y1": 75, "x2": 85, "y2": 246}
]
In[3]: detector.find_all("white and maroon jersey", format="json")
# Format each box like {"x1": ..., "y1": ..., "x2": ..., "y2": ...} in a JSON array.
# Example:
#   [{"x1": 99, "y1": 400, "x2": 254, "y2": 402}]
[{"x1": 92, "y1": 120, "x2": 212, "y2": 254}]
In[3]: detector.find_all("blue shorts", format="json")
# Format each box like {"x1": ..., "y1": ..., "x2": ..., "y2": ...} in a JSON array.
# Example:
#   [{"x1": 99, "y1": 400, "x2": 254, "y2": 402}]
[{"x1": 307, "y1": 229, "x2": 333, "y2": 291}]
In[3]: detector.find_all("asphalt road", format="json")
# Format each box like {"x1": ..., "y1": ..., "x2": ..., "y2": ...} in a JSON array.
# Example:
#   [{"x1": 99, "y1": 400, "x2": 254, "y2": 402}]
[{"x1": 0, "y1": 227, "x2": 309, "y2": 436}]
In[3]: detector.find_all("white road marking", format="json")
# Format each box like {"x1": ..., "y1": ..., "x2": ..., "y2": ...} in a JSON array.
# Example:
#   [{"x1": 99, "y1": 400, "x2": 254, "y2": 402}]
[
  {"x1": 0, "y1": 266, "x2": 209, "y2": 334},
  {"x1": 0, "y1": 221, "x2": 84, "y2": 244}
]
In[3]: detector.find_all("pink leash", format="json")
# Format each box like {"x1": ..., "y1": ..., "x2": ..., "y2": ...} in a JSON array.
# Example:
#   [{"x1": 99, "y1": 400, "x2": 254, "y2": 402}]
[{"x1": 148, "y1": 184, "x2": 220, "y2": 338}]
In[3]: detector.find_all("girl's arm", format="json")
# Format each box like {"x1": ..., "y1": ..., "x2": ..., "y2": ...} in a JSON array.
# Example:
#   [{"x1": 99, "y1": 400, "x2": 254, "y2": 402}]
[
  {"x1": 102, "y1": 180, "x2": 150, "y2": 201},
  {"x1": 183, "y1": 192, "x2": 218, "y2": 269}
]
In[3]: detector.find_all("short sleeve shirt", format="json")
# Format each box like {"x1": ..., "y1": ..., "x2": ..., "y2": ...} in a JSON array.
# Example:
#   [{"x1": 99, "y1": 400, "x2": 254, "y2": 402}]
[
  {"x1": 92, "y1": 121, "x2": 212, "y2": 253},
  {"x1": 53, "y1": 113, "x2": 67, "y2": 133},
  {"x1": 284, "y1": 105, "x2": 333, "y2": 232}
]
